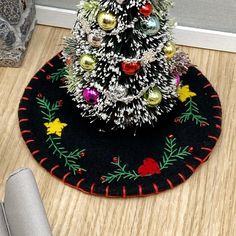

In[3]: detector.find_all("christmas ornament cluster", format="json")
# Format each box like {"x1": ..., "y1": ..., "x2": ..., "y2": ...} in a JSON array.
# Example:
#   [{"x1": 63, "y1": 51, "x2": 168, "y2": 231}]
[{"x1": 63, "y1": 0, "x2": 191, "y2": 129}]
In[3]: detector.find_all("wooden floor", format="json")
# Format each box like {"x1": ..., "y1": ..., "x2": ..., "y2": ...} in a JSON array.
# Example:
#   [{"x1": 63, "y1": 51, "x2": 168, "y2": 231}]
[{"x1": 0, "y1": 25, "x2": 235, "y2": 236}]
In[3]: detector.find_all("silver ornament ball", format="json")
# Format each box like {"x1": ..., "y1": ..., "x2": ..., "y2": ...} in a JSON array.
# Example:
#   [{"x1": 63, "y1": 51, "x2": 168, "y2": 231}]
[
  {"x1": 113, "y1": 85, "x2": 128, "y2": 99},
  {"x1": 87, "y1": 33, "x2": 103, "y2": 48}
]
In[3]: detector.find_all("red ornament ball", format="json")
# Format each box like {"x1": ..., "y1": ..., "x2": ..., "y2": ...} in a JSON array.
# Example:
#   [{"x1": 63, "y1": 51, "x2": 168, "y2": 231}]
[
  {"x1": 121, "y1": 61, "x2": 141, "y2": 75},
  {"x1": 139, "y1": 3, "x2": 153, "y2": 17}
]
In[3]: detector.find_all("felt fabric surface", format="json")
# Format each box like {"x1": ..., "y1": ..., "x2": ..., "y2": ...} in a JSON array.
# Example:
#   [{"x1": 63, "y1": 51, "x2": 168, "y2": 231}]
[{"x1": 18, "y1": 53, "x2": 222, "y2": 198}]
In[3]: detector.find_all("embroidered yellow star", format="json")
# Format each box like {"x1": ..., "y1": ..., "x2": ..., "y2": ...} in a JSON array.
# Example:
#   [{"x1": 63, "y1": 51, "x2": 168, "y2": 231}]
[
  {"x1": 44, "y1": 118, "x2": 68, "y2": 137},
  {"x1": 178, "y1": 85, "x2": 197, "y2": 102}
]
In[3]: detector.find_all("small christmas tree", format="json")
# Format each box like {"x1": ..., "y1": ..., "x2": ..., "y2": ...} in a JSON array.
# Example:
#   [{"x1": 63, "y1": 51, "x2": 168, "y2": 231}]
[{"x1": 63, "y1": 0, "x2": 190, "y2": 129}]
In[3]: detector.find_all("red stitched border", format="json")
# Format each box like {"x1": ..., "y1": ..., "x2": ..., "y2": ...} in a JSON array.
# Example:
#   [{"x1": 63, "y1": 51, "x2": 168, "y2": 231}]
[
  {"x1": 138, "y1": 185, "x2": 143, "y2": 196},
  {"x1": 203, "y1": 83, "x2": 211, "y2": 89},
  {"x1": 193, "y1": 157, "x2": 203, "y2": 163},
  {"x1": 18, "y1": 58, "x2": 222, "y2": 198},
  {"x1": 26, "y1": 139, "x2": 34, "y2": 144},
  {"x1": 57, "y1": 53, "x2": 63, "y2": 59},
  {"x1": 40, "y1": 157, "x2": 48, "y2": 165},
  {"x1": 153, "y1": 183, "x2": 159, "y2": 193},
  {"x1": 185, "y1": 164, "x2": 195, "y2": 172},
  {"x1": 208, "y1": 135, "x2": 218, "y2": 141},
  {"x1": 21, "y1": 130, "x2": 31, "y2": 134},
  {"x1": 32, "y1": 150, "x2": 40, "y2": 156},
  {"x1": 122, "y1": 186, "x2": 127, "y2": 198},
  {"x1": 50, "y1": 165, "x2": 60, "y2": 174},
  {"x1": 19, "y1": 118, "x2": 29, "y2": 123},
  {"x1": 214, "y1": 116, "x2": 222, "y2": 120},
  {"x1": 166, "y1": 179, "x2": 174, "y2": 189},
  {"x1": 76, "y1": 178, "x2": 85, "y2": 188},
  {"x1": 105, "y1": 186, "x2": 109, "y2": 197},
  {"x1": 178, "y1": 173, "x2": 186, "y2": 182},
  {"x1": 47, "y1": 61, "x2": 54, "y2": 67},
  {"x1": 19, "y1": 107, "x2": 27, "y2": 111},
  {"x1": 62, "y1": 172, "x2": 71, "y2": 182}
]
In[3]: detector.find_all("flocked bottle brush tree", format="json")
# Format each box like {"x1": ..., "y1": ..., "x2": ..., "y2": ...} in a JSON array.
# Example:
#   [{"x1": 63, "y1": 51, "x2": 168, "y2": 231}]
[{"x1": 63, "y1": 0, "x2": 190, "y2": 129}]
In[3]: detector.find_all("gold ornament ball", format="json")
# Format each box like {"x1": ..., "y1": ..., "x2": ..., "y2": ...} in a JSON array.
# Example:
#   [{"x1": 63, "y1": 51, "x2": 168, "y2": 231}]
[
  {"x1": 97, "y1": 11, "x2": 117, "y2": 31},
  {"x1": 144, "y1": 86, "x2": 162, "y2": 107},
  {"x1": 79, "y1": 54, "x2": 96, "y2": 71},
  {"x1": 163, "y1": 42, "x2": 176, "y2": 60}
]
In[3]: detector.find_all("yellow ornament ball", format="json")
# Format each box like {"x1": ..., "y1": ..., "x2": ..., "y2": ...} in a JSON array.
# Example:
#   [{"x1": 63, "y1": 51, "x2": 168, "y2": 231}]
[
  {"x1": 79, "y1": 54, "x2": 96, "y2": 71},
  {"x1": 97, "y1": 11, "x2": 117, "y2": 31},
  {"x1": 144, "y1": 86, "x2": 162, "y2": 107},
  {"x1": 163, "y1": 41, "x2": 176, "y2": 60}
]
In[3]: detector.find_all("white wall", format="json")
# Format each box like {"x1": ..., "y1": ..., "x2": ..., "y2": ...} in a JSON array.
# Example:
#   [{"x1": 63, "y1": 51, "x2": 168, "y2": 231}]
[
  {"x1": 172, "y1": 0, "x2": 236, "y2": 34},
  {"x1": 35, "y1": 0, "x2": 236, "y2": 52},
  {"x1": 36, "y1": 0, "x2": 236, "y2": 33}
]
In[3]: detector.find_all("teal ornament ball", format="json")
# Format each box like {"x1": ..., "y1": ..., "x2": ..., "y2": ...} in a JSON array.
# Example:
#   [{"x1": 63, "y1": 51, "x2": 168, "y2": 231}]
[{"x1": 137, "y1": 14, "x2": 160, "y2": 36}]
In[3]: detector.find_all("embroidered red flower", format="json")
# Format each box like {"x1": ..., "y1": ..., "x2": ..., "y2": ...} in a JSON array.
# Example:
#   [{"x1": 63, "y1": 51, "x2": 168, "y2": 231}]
[{"x1": 138, "y1": 158, "x2": 161, "y2": 177}]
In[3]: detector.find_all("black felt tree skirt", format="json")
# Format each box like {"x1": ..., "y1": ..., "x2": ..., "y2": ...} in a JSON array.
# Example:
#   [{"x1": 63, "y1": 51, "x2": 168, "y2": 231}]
[{"x1": 19, "y1": 53, "x2": 222, "y2": 198}]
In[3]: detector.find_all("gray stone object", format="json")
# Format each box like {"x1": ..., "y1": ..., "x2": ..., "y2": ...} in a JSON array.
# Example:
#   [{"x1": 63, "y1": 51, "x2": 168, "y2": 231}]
[{"x1": 0, "y1": 0, "x2": 36, "y2": 67}]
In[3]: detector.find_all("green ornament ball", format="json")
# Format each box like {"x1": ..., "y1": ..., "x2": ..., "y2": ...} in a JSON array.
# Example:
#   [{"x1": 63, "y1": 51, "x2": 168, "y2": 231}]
[{"x1": 144, "y1": 86, "x2": 162, "y2": 107}]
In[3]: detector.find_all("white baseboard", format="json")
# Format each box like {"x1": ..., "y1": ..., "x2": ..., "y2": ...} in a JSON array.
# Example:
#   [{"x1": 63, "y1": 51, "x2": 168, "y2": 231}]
[
  {"x1": 36, "y1": 5, "x2": 77, "y2": 29},
  {"x1": 36, "y1": 5, "x2": 236, "y2": 53},
  {"x1": 174, "y1": 26, "x2": 236, "y2": 53}
]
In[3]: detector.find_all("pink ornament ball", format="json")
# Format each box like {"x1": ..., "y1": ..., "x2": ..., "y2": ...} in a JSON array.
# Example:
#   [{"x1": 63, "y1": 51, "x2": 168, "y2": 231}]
[{"x1": 83, "y1": 87, "x2": 100, "y2": 105}]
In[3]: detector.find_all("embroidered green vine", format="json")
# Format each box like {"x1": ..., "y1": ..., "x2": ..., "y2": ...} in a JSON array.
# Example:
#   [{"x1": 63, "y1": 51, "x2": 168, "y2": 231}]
[
  {"x1": 101, "y1": 158, "x2": 140, "y2": 183},
  {"x1": 51, "y1": 68, "x2": 68, "y2": 83},
  {"x1": 36, "y1": 97, "x2": 85, "y2": 174},
  {"x1": 37, "y1": 97, "x2": 60, "y2": 121},
  {"x1": 160, "y1": 137, "x2": 191, "y2": 170},
  {"x1": 178, "y1": 97, "x2": 209, "y2": 126},
  {"x1": 102, "y1": 136, "x2": 191, "y2": 183}
]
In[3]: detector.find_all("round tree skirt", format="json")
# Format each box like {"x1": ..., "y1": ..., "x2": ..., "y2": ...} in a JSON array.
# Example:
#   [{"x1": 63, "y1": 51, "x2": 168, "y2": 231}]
[{"x1": 19, "y1": 53, "x2": 222, "y2": 198}]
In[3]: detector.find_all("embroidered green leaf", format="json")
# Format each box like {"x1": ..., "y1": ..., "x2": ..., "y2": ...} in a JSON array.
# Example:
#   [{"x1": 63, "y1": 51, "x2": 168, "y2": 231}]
[
  {"x1": 47, "y1": 136, "x2": 86, "y2": 175},
  {"x1": 102, "y1": 159, "x2": 140, "y2": 183},
  {"x1": 51, "y1": 67, "x2": 68, "y2": 83},
  {"x1": 160, "y1": 137, "x2": 191, "y2": 170},
  {"x1": 178, "y1": 97, "x2": 209, "y2": 126},
  {"x1": 36, "y1": 97, "x2": 60, "y2": 122}
]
